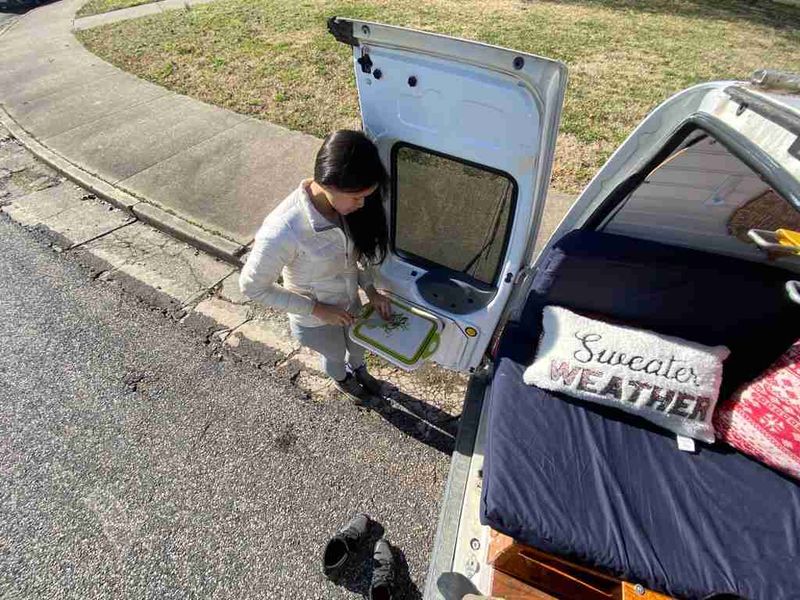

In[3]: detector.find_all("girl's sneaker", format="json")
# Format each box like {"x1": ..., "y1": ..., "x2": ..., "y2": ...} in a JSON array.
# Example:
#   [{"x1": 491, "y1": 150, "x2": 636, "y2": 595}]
[
  {"x1": 333, "y1": 373, "x2": 366, "y2": 403},
  {"x1": 352, "y1": 365, "x2": 385, "y2": 396}
]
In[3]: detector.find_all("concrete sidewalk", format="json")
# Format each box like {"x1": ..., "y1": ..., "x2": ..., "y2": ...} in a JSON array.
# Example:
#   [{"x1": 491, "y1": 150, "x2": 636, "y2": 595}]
[
  {"x1": 0, "y1": 0, "x2": 573, "y2": 263},
  {"x1": 0, "y1": 0, "x2": 321, "y2": 262},
  {"x1": 73, "y1": 0, "x2": 218, "y2": 31}
]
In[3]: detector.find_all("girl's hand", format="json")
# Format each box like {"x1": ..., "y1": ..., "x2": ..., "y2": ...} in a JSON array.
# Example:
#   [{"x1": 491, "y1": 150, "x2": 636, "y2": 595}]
[
  {"x1": 367, "y1": 288, "x2": 393, "y2": 321},
  {"x1": 312, "y1": 302, "x2": 355, "y2": 326}
]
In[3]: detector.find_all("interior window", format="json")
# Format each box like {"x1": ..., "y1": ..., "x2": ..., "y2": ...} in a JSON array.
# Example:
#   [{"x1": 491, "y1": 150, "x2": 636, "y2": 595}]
[
  {"x1": 603, "y1": 135, "x2": 800, "y2": 268},
  {"x1": 393, "y1": 145, "x2": 516, "y2": 286}
]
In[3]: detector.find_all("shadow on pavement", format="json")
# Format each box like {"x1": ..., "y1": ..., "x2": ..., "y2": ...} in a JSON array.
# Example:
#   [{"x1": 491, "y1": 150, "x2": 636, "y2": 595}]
[
  {"x1": 392, "y1": 545, "x2": 423, "y2": 600},
  {"x1": 389, "y1": 387, "x2": 460, "y2": 438},
  {"x1": 360, "y1": 391, "x2": 457, "y2": 456}
]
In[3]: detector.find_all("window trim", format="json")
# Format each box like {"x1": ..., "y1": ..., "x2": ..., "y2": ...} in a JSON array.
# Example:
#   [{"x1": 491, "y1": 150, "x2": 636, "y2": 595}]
[{"x1": 390, "y1": 141, "x2": 519, "y2": 289}]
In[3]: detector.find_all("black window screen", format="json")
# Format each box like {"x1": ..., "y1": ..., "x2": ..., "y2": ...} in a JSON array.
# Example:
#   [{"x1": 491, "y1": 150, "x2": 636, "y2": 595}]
[{"x1": 392, "y1": 145, "x2": 517, "y2": 286}]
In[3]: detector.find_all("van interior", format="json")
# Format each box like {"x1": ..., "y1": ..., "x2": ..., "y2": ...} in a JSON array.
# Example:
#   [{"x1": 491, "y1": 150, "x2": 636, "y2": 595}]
[{"x1": 474, "y1": 130, "x2": 800, "y2": 599}]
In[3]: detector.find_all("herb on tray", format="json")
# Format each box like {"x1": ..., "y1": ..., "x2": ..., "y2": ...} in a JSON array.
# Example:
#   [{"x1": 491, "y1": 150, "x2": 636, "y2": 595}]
[{"x1": 364, "y1": 310, "x2": 409, "y2": 337}]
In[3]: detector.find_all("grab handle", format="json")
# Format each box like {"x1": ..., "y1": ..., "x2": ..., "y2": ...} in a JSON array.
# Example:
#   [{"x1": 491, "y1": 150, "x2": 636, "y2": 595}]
[
  {"x1": 421, "y1": 332, "x2": 441, "y2": 359},
  {"x1": 748, "y1": 229, "x2": 800, "y2": 256},
  {"x1": 786, "y1": 281, "x2": 800, "y2": 306}
]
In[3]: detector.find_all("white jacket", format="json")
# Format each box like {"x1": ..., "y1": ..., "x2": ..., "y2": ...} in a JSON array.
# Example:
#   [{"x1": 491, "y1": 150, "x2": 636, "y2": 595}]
[{"x1": 239, "y1": 181, "x2": 373, "y2": 327}]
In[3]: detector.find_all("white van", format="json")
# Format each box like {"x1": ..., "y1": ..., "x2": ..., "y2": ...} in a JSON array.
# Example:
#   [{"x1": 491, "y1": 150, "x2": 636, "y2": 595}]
[{"x1": 329, "y1": 17, "x2": 800, "y2": 600}]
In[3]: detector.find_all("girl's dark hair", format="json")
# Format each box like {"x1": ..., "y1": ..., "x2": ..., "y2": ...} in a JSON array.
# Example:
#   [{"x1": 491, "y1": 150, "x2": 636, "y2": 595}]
[{"x1": 314, "y1": 130, "x2": 389, "y2": 265}]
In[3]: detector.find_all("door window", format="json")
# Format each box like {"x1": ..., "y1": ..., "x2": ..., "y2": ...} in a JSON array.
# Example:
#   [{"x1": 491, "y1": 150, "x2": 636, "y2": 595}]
[{"x1": 392, "y1": 144, "x2": 517, "y2": 287}]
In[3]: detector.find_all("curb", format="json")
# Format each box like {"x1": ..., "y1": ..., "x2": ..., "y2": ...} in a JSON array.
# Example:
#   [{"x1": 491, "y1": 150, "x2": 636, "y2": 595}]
[
  {"x1": 0, "y1": 15, "x2": 19, "y2": 37},
  {"x1": 0, "y1": 105, "x2": 247, "y2": 266},
  {"x1": 132, "y1": 202, "x2": 247, "y2": 265},
  {"x1": 1, "y1": 121, "x2": 465, "y2": 448}
]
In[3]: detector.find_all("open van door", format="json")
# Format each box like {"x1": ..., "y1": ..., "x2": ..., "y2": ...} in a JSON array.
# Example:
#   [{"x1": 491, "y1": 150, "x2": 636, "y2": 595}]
[{"x1": 328, "y1": 17, "x2": 567, "y2": 373}]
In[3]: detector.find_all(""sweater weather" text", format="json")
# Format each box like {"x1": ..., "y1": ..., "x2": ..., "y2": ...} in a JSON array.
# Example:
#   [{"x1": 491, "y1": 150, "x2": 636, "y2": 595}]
[
  {"x1": 550, "y1": 360, "x2": 712, "y2": 421},
  {"x1": 573, "y1": 332, "x2": 702, "y2": 387}
]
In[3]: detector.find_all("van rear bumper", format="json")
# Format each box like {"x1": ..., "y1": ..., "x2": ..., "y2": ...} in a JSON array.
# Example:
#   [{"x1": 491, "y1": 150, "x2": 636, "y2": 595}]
[{"x1": 423, "y1": 370, "x2": 489, "y2": 599}]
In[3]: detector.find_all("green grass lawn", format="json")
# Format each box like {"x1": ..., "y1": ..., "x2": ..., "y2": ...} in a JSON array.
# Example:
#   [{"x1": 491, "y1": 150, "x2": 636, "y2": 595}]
[
  {"x1": 77, "y1": 0, "x2": 159, "y2": 18},
  {"x1": 76, "y1": 0, "x2": 800, "y2": 193}
]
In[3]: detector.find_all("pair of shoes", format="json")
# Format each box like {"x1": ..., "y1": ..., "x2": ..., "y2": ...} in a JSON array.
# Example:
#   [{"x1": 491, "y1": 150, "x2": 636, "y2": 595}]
[
  {"x1": 332, "y1": 373, "x2": 367, "y2": 403},
  {"x1": 323, "y1": 514, "x2": 395, "y2": 599},
  {"x1": 351, "y1": 364, "x2": 385, "y2": 396}
]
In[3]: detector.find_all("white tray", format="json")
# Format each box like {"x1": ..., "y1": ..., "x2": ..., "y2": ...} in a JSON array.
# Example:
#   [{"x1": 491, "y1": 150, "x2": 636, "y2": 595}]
[{"x1": 349, "y1": 298, "x2": 442, "y2": 371}]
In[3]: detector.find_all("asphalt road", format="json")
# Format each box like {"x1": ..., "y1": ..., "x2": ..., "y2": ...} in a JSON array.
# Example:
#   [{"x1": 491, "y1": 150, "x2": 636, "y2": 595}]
[
  {"x1": 0, "y1": 212, "x2": 450, "y2": 598},
  {"x1": 0, "y1": 12, "x2": 16, "y2": 28}
]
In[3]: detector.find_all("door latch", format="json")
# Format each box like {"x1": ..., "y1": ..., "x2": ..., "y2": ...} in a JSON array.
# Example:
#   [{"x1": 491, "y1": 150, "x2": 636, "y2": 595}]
[
  {"x1": 514, "y1": 266, "x2": 533, "y2": 285},
  {"x1": 357, "y1": 49, "x2": 373, "y2": 74}
]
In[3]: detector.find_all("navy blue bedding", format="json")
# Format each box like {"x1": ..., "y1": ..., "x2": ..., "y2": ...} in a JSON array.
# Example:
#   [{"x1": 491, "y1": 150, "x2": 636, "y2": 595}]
[
  {"x1": 481, "y1": 230, "x2": 800, "y2": 599},
  {"x1": 481, "y1": 359, "x2": 800, "y2": 599}
]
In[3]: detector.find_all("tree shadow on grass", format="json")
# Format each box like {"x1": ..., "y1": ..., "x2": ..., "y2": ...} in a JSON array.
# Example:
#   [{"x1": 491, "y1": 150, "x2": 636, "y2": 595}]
[{"x1": 534, "y1": 0, "x2": 800, "y2": 33}]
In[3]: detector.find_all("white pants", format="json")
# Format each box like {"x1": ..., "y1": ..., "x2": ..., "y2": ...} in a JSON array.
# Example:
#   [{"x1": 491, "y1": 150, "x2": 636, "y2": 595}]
[{"x1": 290, "y1": 323, "x2": 366, "y2": 381}]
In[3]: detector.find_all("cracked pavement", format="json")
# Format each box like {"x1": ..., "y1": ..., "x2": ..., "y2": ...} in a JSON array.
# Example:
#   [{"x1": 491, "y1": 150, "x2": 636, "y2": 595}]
[{"x1": 0, "y1": 133, "x2": 451, "y2": 598}]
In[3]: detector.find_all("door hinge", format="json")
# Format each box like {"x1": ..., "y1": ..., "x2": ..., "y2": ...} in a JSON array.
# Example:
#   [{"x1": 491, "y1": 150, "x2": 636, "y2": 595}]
[{"x1": 327, "y1": 17, "x2": 358, "y2": 47}]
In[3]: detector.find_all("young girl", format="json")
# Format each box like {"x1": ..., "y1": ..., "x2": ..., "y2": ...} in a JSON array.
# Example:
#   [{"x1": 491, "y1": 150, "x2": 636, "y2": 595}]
[{"x1": 239, "y1": 130, "x2": 393, "y2": 401}]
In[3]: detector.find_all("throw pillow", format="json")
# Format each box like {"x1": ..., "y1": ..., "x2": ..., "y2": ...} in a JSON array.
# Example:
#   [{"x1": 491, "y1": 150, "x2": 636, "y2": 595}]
[
  {"x1": 714, "y1": 341, "x2": 800, "y2": 480},
  {"x1": 524, "y1": 306, "x2": 730, "y2": 443}
]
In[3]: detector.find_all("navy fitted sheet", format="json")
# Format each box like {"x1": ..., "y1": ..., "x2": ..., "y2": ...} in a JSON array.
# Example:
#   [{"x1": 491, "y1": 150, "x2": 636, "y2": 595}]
[
  {"x1": 481, "y1": 359, "x2": 800, "y2": 599},
  {"x1": 480, "y1": 230, "x2": 800, "y2": 599}
]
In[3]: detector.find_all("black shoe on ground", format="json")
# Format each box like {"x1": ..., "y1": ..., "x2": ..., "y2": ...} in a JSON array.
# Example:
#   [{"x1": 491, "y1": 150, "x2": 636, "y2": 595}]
[
  {"x1": 370, "y1": 539, "x2": 395, "y2": 600},
  {"x1": 322, "y1": 513, "x2": 371, "y2": 579},
  {"x1": 332, "y1": 373, "x2": 367, "y2": 403},
  {"x1": 352, "y1": 365, "x2": 385, "y2": 396}
]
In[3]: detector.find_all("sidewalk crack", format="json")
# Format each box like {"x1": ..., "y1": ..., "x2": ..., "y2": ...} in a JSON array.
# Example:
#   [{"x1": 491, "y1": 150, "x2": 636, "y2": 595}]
[
  {"x1": 65, "y1": 218, "x2": 137, "y2": 251},
  {"x1": 274, "y1": 347, "x2": 301, "y2": 370},
  {"x1": 113, "y1": 116, "x2": 250, "y2": 184},
  {"x1": 39, "y1": 88, "x2": 173, "y2": 142},
  {"x1": 14, "y1": 71, "x2": 135, "y2": 117},
  {"x1": 178, "y1": 269, "x2": 236, "y2": 311},
  {"x1": 225, "y1": 317, "x2": 252, "y2": 338}
]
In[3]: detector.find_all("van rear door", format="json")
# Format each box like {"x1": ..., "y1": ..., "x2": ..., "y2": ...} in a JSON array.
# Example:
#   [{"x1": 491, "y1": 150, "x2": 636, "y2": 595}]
[{"x1": 329, "y1": 17, "x2": 567, "y2": 373}]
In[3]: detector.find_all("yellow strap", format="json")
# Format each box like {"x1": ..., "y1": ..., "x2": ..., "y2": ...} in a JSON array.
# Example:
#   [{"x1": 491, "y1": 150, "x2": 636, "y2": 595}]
[{"x1": 776, "y1": 228, "x2": 800, "y2": 252}]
